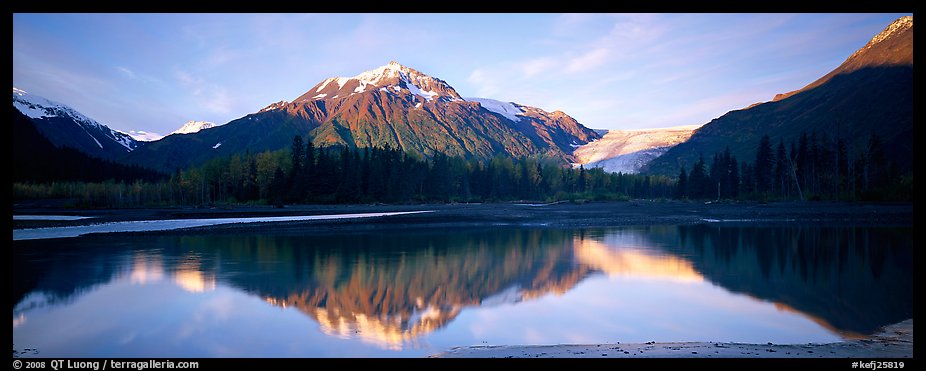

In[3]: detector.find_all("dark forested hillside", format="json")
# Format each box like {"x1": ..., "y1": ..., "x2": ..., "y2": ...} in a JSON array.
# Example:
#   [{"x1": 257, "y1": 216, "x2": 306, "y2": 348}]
[
  {"x1": 13, "y1": 110, "x2": 164, "y2": 183},
  {"x1": 644, "y1": 17, "x2": 913, "y2": 177}
]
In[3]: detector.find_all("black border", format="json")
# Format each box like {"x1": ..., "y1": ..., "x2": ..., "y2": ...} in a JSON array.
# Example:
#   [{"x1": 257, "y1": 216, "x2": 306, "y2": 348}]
[{"x1": 10, "y1": 1, "x2": 917, "y2": 368}]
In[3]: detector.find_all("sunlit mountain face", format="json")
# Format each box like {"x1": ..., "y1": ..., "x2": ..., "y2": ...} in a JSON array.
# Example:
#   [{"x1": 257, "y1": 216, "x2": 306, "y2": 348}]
[
  {"x1": 645, "y1": 16, "x2": 913, "y2": 176},
  {"x1": 123, "y1": 61, "x2": 600, "y2": 172},
  {"x1": 13, "y1": 225, "x2": 912, "y2": 356}
]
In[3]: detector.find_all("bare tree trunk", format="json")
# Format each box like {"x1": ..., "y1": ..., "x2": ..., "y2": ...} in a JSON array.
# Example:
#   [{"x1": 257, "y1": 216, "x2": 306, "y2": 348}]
[{"x1": 788, "y1": 155, "x2": 803, "y2": 201}]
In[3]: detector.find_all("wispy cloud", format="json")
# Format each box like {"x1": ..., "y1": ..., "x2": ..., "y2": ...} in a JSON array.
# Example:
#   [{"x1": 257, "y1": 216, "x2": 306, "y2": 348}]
[
  {"x1": 566, "y1": 48, "x2": 610, "y2": 73},
  {"x1": 203, "y1": 88, "x2": 232, "y2": 115},
  {"x1": 175, "y1": 70, "x2": 233, "y2": 115},
  {"x1": 467, "y1": 68, "x2": 498, "y2": 98},
  {"x1": 520, "y1": 57, "x2": 557, "y2": 78},
  {"x1": 116, "y1": 66, "x2": 137, "y2": 79}
]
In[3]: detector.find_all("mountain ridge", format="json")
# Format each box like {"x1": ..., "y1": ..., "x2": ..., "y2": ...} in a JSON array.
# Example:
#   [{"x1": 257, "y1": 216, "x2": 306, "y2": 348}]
[
  {"x1": 170, "y1": 120, "x2": 219, "y2": 135},
  {"x1": 126, "y1": 61, "x2": 600, "y2": 172},
  {"x1": 12, "y1": 87, "x2": 140, "y2": 159},
  {"x1": 771, "y1": 16, "x2": 913, "y2": 103},
  {"x1": 643, "y1": 16, "x2": 913, "y2": 176}
]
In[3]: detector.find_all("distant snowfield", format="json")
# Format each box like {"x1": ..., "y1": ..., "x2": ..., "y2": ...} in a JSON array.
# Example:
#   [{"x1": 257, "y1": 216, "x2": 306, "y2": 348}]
[
  {"x1": 573, "y1": 125, "x2": 700, "y2": 174},
  {"x1": 123, "y1": 130, "x2": 164, "y2": 142},
  {"x1": 13, "y1": 211, "x2": 434, "y2": 241}
]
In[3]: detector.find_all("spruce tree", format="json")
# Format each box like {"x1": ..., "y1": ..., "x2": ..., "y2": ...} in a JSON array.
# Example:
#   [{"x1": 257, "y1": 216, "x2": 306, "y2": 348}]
[{"x1": 675, "y1": 166, "x2": 688, "y2": 199}]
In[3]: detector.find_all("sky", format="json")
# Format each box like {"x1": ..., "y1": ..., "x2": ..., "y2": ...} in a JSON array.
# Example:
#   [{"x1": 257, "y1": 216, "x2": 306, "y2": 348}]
[{"x1": 12, "y1": 13, "x2": 910, "y2": 135}]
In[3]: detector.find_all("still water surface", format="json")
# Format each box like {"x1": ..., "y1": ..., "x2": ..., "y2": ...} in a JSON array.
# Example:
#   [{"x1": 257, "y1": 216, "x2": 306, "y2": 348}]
[{"x1": 12, "y1": 225, "x2": 912, "y2": 357}]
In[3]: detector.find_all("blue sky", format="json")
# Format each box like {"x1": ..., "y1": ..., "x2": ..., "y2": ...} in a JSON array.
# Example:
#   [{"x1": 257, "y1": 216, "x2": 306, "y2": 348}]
[{"x1": 13, "y1": 13, "x2": 909, "y2": 134}]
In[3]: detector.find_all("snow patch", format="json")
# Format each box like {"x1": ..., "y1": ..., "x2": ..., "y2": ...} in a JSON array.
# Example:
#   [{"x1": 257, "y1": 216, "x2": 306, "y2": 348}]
[
  {"x1": 405, "y1": 80, "x2": 438, "y2": 102},
  {"x1": 312, "y1": 93, "x2": 328, "y2": 99},
  {"x1": 110, "y1": 129, "x2": 137, "y2": 150},
  {"x1": 122, "y1": 130, "x2": 163, "y2": 142},
  {"x1": 315, "y1": 78, "x2": 334, "y2": 92},
  {"x1": 415, "y1": 102, "x2": 422, "y2": 108},
  {"x1": 851, "y1": 16, "x2": 913, "y2": 59},
  {"x1": 334, "y1": 77, "x2": 350, "y2": 88},
  {"x1": 213, "y1": 142, "x2": 222, "y2": 149},
  {"x1": 869, "y1": 16, "x2": 912, "y2": 46},
  {"x1": 465, "y1": 97, "x2": 524, "y2": 122},
  {"x1": 351, "y1": 60, "x2": 406, "y2": 87},
  {"x1": 171, "y1": 121, "x2": 218, "y2": 135},
  {"x1": 13, "y1": 100, "x2": 48, "y2": 119}
]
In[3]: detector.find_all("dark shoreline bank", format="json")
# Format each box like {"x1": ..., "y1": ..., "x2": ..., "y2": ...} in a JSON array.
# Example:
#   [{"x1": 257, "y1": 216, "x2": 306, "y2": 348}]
[{"x1": 12, "y1": 201, "x2": 913, "y2": 235}]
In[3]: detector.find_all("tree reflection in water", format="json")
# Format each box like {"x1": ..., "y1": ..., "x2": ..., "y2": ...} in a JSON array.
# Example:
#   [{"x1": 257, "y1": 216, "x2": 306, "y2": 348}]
[{"x1": 14, "y1": 225, "x2": 912, "y2": 350}]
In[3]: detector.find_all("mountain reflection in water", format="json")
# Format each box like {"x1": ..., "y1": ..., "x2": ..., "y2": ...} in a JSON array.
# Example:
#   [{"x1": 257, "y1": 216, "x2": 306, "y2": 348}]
[{"x1": 13, "y1": 225, "x2": 912, "y2": 355}]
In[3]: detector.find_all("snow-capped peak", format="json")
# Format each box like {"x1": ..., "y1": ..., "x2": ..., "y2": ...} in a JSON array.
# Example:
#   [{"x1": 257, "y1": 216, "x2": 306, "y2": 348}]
[
  {"x1": 12, "y1": 87, "x2": 102, "y2": 129},
  {"x1": 352, "y1": 61, "x2": 407, "y2": 87},
  {"x1": 260, "y1": 101, "x2": 289, "y2": 112},
  {"x1": 13, "y1": 87, "x2": 140, "y2": 151},
  {"x1": 303, "y1": 61, "x2": 462, "y2": 103},
  {"x1": 851, "y1": 16, "x2": 913, "y2": 58},
  {"x1": 870, "y1": 16, "x2": 912, "y2": 46},
  {"x1": 170, "y1": 120, "x2": 219, "y2": 135},
  {"x1": 464, "y1": 97, "x2": 524, "y2": 122},
  {"x1": 312, "y1": 63, "x2": 408, "y2": 93}
]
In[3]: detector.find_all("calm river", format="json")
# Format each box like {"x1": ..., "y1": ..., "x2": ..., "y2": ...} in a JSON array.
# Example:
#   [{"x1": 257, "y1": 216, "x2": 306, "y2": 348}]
[{"x1": 12, "y1": 224, "x2": 912, "y2": 357}]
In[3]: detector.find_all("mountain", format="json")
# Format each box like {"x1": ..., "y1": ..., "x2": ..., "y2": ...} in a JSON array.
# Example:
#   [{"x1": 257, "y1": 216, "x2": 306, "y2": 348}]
[
  {"x1": 12, "y1": 88, "x2": 140, "y2": 159},
  {"x1": 574, "y1": 125, "x2": 700, "y2": 174},
  {"x1": 122, "y1": 120, "x2": 218, "y2": 142},
  {"x1": 13, "y1": 109, "x2": 162, "y2": 183},
  {"x1": 169, "y1": 120, "x2": 219, "y2": 135},
  {"x1": 643, "y1": 16, "x2": 913, "y2": 176},
  {"x1": 126, "y1": 61, "x2": 600, "y2": 172}
]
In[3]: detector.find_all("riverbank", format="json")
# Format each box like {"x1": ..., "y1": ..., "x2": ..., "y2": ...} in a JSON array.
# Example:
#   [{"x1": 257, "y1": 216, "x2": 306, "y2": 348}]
[
  {"x1": 433, "y1": 319, "x2": 913, "y2": 358},
  {"x1": 12, "y1": 201, "x2": 913, "y2": 234}
]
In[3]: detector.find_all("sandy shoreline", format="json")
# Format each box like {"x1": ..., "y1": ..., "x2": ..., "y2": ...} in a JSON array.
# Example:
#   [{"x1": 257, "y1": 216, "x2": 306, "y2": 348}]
[{"x1": 432, "y1": 319, "x2": 913, "y2": 358}]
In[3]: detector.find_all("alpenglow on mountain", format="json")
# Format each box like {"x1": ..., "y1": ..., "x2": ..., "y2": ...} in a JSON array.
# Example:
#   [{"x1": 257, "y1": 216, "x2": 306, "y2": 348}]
[
  {"x1": 127, "y1": 61, "x2": 600, "y2": 172},
  {"x1": 170, "y1": 120, "x2": 219, "y2": 135},
  {"x1": 12, "y1": 87, "x2": 140, "y2": 159},
  {"x1": 574, "y1": 125, "x2": 701, "y2": 174},
  {"x1": 643, "y1": 16, "x2": 913, "y2": 176}
]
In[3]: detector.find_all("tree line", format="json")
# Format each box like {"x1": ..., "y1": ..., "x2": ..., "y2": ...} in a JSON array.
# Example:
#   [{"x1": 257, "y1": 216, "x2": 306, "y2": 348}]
[
  {"x1": 14, "y1": 135, "x2": 676, "y2": 207},
  {"x1": 675, "y1": 132, "x2": 911, "y2": 201},
  {"x1": 15, "y1": 132, "x2": 910, "y2": 207}
]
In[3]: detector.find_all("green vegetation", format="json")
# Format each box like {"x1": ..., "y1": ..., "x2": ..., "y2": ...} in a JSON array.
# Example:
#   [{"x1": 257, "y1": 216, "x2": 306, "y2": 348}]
[
  {"x1": 14, "y1": 131, "x2": 910, "y2": 208},
  {"x1": 13, "y1": 135, "x2": 675, "y2": 207},
  {"x1": 675, "y1": 132, "x2": 912, "y2": 202}
]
